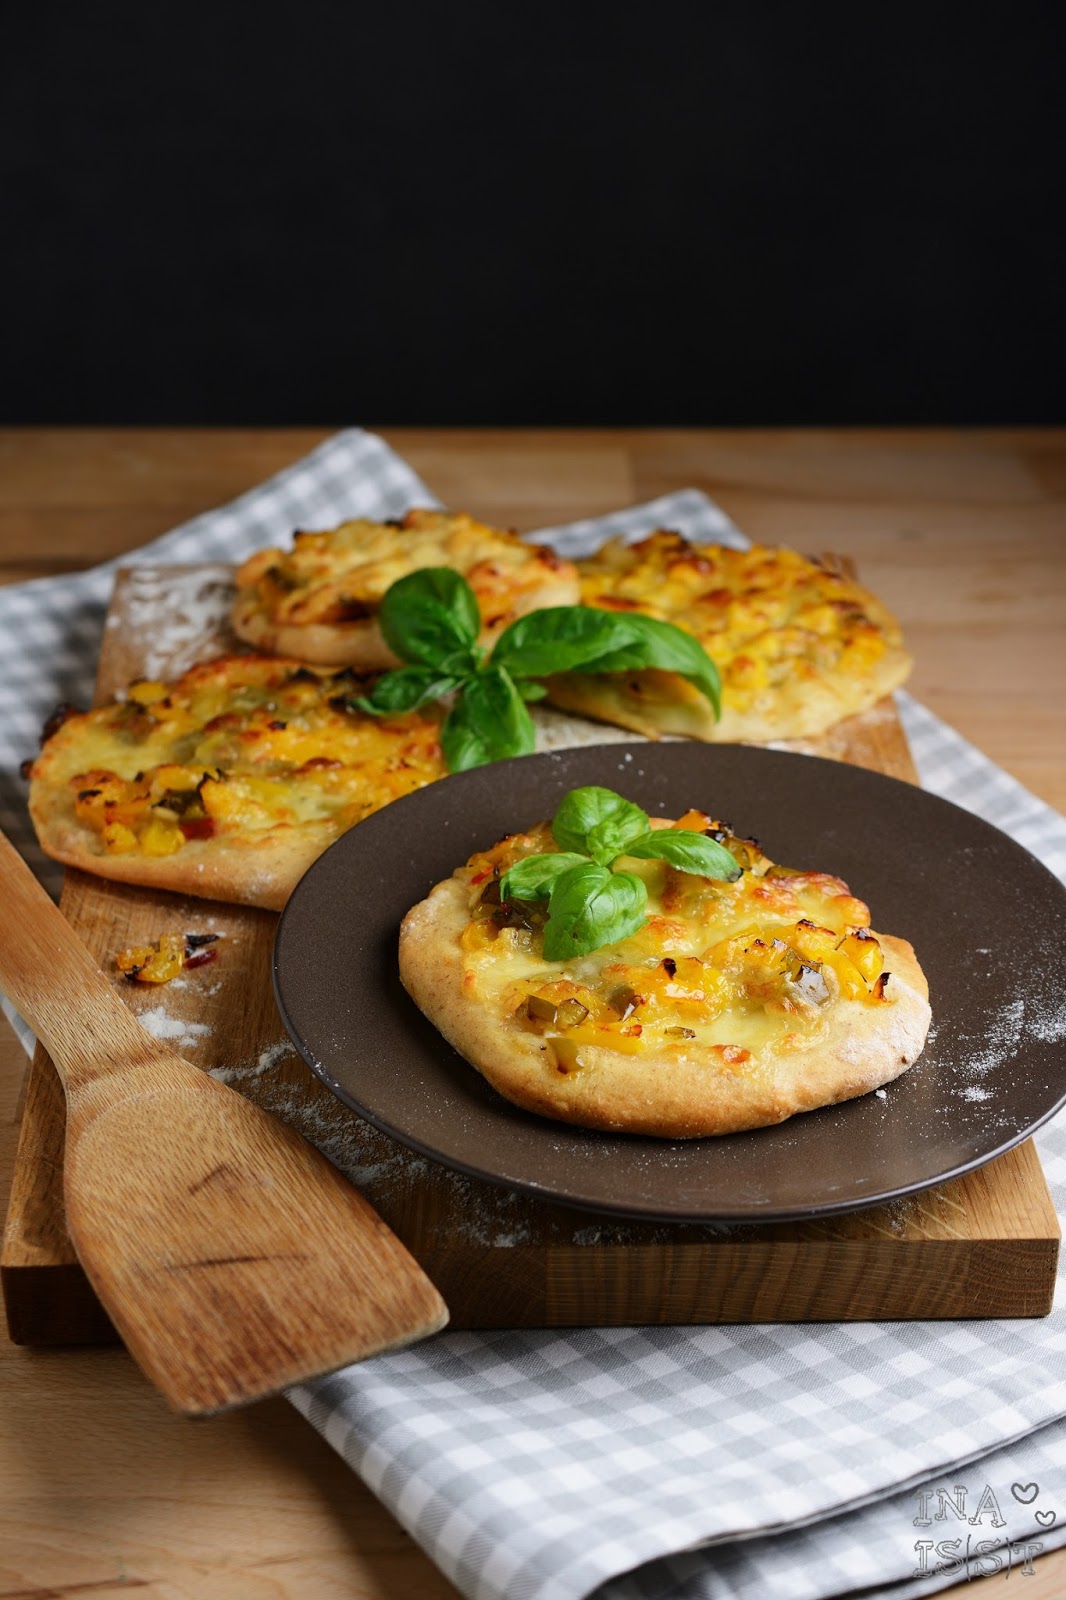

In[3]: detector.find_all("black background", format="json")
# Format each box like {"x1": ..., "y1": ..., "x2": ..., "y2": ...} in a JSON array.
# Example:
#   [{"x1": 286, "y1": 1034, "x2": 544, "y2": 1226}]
[{"x1": 4, "y1": 3, "x2": 1064, "y2": 425}]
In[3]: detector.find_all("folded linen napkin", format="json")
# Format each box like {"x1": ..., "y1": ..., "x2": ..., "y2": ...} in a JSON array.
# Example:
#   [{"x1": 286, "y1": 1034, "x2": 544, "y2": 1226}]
[{"x1": 2, "y1": 429, "x2": 1064, "y2": 1600}]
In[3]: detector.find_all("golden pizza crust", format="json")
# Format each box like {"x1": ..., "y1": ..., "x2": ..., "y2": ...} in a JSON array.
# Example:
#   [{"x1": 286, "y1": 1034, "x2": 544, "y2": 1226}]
[
  {"x1": 25, "y1": 800, "x2": 332, "y2": 912},
  {"x1": 231, "y1": 508, "x2": 580, "y2": 669},
  {"x1": 544, "y1": 535, "x2": 912, "y2": 742},
  {"x1": 27, "y1": 656, "x2": 445, "y2": 909},
  {"x1": 544, "y1": 647, "x2": 913, "y2": 743},
  {"x1": 229, "y1": 599, "x2": 397, "y2": 671},
  {"x1": 399, "y1": 822, "x2": 931, "y2": 1139}
]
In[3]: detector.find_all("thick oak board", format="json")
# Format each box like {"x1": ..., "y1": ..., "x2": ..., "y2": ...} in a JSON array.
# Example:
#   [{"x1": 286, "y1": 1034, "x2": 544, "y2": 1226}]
[{"x1": 2, "y1": 565, "x2": 1058, "y2": 1342}]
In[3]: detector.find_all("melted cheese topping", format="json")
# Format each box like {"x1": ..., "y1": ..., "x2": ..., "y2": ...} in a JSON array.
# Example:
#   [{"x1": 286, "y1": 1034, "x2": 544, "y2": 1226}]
[
  {"x1": 235, "y1": 508, "x2": 576, "y2": 634},
  {"x1": 34, "y1": 657, "x2": 445, "y2": 856},
  {"x1": 457, "y1": 811, "x2": 893, "y2": 1067},
  {"x1": 578, "y1": 534, "x2": 903, "y2": 713}
]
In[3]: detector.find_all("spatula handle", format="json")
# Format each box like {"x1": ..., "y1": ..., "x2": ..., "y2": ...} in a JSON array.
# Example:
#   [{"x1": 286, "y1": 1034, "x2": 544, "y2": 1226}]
[{"x1": 0, "y1": 831, "x2": 151, "y2": 1088}]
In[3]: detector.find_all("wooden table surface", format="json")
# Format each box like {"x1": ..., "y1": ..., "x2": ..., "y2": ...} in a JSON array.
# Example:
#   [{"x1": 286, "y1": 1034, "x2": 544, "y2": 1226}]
[{"x1": 1, "y1": 428, "x2": 1064, "y2": 1598}]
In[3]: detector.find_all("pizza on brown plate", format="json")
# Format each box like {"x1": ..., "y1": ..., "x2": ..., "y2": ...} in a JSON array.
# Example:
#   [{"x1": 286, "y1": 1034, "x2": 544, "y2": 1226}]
[{"x1": 400, "y1": 788, "x2": 931, "y2": 1137}]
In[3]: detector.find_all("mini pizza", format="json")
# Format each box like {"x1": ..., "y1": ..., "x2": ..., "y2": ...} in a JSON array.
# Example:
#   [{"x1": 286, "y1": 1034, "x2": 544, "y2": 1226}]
[
  {"x1": 543, "y1": 533, "x2": 912, "y2": 742},
  {"x1": 26, "y1": 656, "x2": 445, "y2": 910},
  {"x1": 232, "y1": 508, "x2": 580, "y2": 668},
  {"x1": 400, "y1": 810, "x2": 930, "y2": 1137}
]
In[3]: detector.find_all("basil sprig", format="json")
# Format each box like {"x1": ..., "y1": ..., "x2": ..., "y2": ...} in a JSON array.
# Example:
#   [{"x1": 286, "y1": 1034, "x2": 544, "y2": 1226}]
[
  {"x1": 355, "y1": 568, "x2": 721, "y2": 771},
  {"x1": 499, "y1": 785, "x2": 742, "y2": 961}
]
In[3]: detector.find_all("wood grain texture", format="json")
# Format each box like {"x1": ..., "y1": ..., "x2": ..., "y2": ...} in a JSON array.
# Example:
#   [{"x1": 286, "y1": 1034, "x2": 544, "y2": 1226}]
[
  {"x1": 3, "y1": 564, "x2": 1058, "y2": 1347},
  {"x1": 0, "y1": 830, "x2": 448, "y2": 1413},
  {"x1": 1, "y1": 429, "x2": 1063, "y2": 1600}
]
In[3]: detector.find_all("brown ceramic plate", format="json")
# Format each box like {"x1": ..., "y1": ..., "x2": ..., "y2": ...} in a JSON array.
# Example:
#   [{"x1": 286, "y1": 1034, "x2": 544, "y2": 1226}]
[{"x1": 273, "y1": 744, "x2": 1066, "y2": 1222}]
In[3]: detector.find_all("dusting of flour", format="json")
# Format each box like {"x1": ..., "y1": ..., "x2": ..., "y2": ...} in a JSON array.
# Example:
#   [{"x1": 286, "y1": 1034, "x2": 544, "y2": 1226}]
[
  {"x1": 945, "y1": 954, "x2": 1066, "y2": 1111},
  {"x1": 122, "y1": 565, "x2": 236, "y2": 679},
  {"x1": 209, "y1": 1040, "x2": 297, "y2": 1086},
  {"x1": 138, "y1": 1007, "x2": 212, "y2": 1051},
  {"x1": 202, "y1": 1051, "x2": 736, "y2": 1247},
  {"x1": 961, "y1": 996, "x2": 1026, "y2": 1077}
]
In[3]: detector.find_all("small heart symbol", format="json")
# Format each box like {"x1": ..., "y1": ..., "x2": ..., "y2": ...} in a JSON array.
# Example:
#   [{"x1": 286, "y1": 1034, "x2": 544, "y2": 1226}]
[
  {"x1": 1036, "y1": 1509, "x2": 1056, "y2": 1528},
  {"x1": 1012, "y1": 1482, "x2": 1039, "y2": 1504}
]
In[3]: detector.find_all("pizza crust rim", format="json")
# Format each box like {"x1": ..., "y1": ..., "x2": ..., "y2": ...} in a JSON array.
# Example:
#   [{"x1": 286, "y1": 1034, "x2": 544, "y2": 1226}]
[
  {"x1": 543, "y1": 642, "x2": 914, "y2": 744},
  {"x1": 399, "y1": 876, "x2": 932, "y2": 1139},
  {"x1": 24, "y1": 654, "x2": 445, "y2": 912},
  {"x1": 27, "y1": 779, "x2": 328, "y2": 911},
  {"x1": 230, "y1": 592, "x2": 404, "y2": 670},
  {"x1": 231, "y1": 542, "x2": 581, "y2": 672}
]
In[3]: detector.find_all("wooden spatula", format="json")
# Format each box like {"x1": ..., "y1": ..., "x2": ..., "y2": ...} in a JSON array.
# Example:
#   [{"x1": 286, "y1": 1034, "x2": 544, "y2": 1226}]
[{"x1": 0, "y1": 829, "x2": 449, "y2": 1414}]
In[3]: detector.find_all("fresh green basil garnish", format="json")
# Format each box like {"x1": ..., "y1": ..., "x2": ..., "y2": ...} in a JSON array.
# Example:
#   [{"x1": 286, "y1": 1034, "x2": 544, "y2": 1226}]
[
  {"x1": 493, "y1": 607, "x2": 722, "y2": 718},
  {"x1": 622, "y1": 828, "x2": 741, "y2": 880},
  {"x1": 353, "y1": 665, "x2": 466, "y2": 716},
  {"x1": 441, "y1": 666, "x2": 536, "y2": 772},
  {"x1": 358, "y1": 567, "x2": 721, "y2": 771},
  {"x1": 550, "y1": 784, "x2": 649, "y2": 864},
  {"x1": 378, "y1": 567, "x2": 482, "y2": 668},
  {"x1": 489, "y1": 606, "x2": 640, "y2": 678},
  {"x1": 498, "y1": 784, "x2": 743, "y2": 959},
  {"x1": 498, "y1": 851, "x2": 590, "y2": 901},
  {"x1": 539, "y1": 861, "x2": 649, "y2": 963}
]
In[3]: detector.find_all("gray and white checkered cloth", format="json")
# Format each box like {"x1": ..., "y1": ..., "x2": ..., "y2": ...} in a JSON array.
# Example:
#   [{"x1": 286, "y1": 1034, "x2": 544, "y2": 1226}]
[{"x1": 2, "y1": 430, "x2": 1065, "y2": 1600}]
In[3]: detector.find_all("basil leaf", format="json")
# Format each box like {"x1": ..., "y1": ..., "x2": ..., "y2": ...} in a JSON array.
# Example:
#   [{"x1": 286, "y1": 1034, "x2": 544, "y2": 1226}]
[
  {"x1": 353, "y1": 666, "x2": 464, "y2": 716},
  {"x1": 622, "y1": 828, "x2": 743, "y2": 880},
  {"x1": 571, "y1": 615, "x2": 721, "y2": 717},
  {"x1": 551, "y1": 785, "x2": 649, "y2": 863},
  {"x1": 436, "y1": 645, "x2": 485, "y2": 676},
  {"x1": 441, "y1": 666, "x2": 536, "y2": 771},
  {"x1": 499, "y1": 852, "x2": 588, "y2": 902},
  {"x1": 515, "y1": 680, "x2": 548, "y2": 702},
  {"x1": 492, "y1": 606, "x2": 721, "y2": 717},
  {"x1": 378, "y1": 567, "x2": 481, "y2": 667},
  {"x1": 542, "y1": 862, "x2": 649, "y2": 962},
  {"x1": 492, "y1": 606, "x2": 643, "y2": 679}
]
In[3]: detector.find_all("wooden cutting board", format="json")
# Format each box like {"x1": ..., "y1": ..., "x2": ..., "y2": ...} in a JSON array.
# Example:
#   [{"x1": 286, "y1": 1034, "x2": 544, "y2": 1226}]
[{"x1": 2, "y1": 565, "x2": 1059, "y2": 1343}]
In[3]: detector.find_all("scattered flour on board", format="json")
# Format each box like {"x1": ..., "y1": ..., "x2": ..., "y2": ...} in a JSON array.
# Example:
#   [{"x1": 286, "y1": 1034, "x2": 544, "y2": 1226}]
[
  {"x1": 137, "y1": 1007, "x2": 212, "y2": 1050},
  {"x1": 208, "y1": 1040, "x2": 298, "y2": 1085},
  {"x1": 165, "y1": 976, "x2": 222, "y2": 997},
  {"x1": 198, "y1": 1062, "x2": 736, "y2": 1248},
  {"x1": 123, "y1": 566, "x2": 236, "y2": 679},
  {"x1": 255, "y1": 1041, "x2": 296, "y2": 1074},
  {"x1": 530, "y1": 705, "x2": 640, "y2": 752}
]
